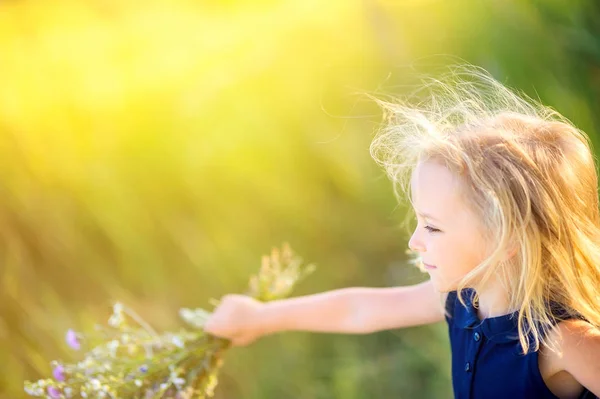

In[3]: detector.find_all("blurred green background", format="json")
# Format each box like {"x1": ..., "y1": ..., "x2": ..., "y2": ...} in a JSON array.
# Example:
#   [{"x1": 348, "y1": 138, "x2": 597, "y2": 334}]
[{"x1": 1, "y1": 0, "x2": 600, "y2": 398}]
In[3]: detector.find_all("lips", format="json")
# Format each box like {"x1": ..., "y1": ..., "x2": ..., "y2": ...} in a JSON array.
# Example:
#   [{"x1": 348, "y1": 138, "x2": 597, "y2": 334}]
[{"x1": 423, "y1": 263, "x2": 437, "y2": 270}]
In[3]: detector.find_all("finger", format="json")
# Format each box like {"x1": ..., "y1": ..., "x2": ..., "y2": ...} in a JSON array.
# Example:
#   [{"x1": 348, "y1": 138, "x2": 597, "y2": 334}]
[
  {"x1": 232, "y1": 337, "x2": 248, "y2": 347},
  {"x1": 203, "y1": 318, "x2": 220, "y2": 334}
]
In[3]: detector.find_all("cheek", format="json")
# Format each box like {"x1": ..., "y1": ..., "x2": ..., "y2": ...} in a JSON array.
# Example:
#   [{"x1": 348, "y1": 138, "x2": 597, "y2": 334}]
[{"x1": 434, "y1": 237, "x2": 484, "y2": 282}]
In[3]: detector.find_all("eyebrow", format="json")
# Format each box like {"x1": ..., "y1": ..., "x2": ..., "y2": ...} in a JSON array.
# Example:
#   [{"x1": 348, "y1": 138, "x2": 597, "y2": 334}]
[{"x1": 416, "y1": 212, "x2": 442, "y2": 223}]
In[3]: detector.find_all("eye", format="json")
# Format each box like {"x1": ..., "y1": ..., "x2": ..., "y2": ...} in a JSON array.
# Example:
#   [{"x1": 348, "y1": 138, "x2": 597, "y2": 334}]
[{"x1": 424, "y1": 225, "x2": 441, "y2": 233}]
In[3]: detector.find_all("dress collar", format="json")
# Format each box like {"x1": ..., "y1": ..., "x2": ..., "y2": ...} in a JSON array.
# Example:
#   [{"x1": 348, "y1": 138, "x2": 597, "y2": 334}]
[{"x1": 455, "y1": 288, "x2": 521, "y2": 344}]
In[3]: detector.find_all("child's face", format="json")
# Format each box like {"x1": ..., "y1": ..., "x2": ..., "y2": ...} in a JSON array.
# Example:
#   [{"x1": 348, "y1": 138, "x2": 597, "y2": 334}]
[{"x1": 409, "y1": 160, "x2": 490, "y2": 292}]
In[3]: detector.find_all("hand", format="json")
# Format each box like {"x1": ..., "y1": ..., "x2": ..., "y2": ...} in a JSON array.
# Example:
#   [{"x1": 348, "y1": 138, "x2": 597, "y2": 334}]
[{"x1": 204, "y1": 294, "x2": 265, "y2": 346}]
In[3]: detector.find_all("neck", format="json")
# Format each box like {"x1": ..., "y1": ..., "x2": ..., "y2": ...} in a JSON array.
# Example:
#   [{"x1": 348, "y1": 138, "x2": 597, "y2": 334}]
[{"x1": 473, "y1": 282, "x2": 514, "y2": 319}]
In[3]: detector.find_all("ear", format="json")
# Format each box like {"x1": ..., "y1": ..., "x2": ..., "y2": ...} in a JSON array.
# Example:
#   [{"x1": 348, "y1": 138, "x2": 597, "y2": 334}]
[{"x1": 504, "y1": 241, "x2": 519, "y2": 261}]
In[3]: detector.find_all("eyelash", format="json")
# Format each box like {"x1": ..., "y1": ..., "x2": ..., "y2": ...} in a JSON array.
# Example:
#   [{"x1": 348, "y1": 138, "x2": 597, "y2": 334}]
[{"x1": 424, "y1": 226, "x2": 441, "y2": 233}]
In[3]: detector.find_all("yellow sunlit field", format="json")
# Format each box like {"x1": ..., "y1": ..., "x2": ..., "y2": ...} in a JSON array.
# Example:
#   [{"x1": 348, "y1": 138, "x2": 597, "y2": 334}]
[{"x1": 1, "y1": 1, "x2": 598, "y2": 398}]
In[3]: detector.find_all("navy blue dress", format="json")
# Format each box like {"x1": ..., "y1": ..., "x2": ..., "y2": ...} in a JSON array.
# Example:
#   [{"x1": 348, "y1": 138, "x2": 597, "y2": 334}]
[{"x1": 445, "y1": 289, "x2": 596, "y2": 399}]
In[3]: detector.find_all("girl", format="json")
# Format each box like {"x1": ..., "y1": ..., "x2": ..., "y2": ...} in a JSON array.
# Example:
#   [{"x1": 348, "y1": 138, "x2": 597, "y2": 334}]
[{"x1": 204, "y1": 67, "x2": 600, "y2": 398}]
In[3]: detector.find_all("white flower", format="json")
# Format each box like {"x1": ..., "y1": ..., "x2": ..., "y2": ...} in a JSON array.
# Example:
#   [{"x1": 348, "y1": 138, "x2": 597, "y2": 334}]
[
  {"x1": 113, "y1": 302, "x2": 123, "y2": 314},
  {"x1": 173, "y1": 377, "x2": 185, "y2": 388},
  {"x1": 169, "y1": 367, "x2": 186, "y2": 389},
  {"x1": 108, "y1": 313, "x2": 124, "y2": 328},
  {"x1": 107, "y1": 340, "x2": 119, "y2": 358},
  {"x1": 24, "y1": 387, "x2": 41, "y2": 397},
  {"x1": 108, "y1": 303, "x2": 125, "y2": 328},
  {"x1": 172, "y1": 336, "x2": 184, "y2": 348}
]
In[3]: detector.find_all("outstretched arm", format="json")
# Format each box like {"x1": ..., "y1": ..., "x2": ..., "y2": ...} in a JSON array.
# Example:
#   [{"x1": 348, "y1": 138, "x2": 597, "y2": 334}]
[{"x1": 205, "y1": 279, "x2": 445, "y2": 345}]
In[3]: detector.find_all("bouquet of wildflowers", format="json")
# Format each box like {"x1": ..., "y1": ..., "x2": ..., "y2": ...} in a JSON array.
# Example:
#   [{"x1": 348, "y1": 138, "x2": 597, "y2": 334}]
[{"x1": 24, "y1": 244, "x2": 315, "y2": 399}]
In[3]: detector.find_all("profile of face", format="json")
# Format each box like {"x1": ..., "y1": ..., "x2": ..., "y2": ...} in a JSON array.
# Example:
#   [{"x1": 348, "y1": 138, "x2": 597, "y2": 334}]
[{"x1": 408, "y1": 160, "x2": 490, "y2": 292}]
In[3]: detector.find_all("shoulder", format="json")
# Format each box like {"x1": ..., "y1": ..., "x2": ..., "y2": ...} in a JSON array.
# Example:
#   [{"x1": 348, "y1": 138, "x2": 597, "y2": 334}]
[
  {"x1": 545, "y1": 319, "x2": 600, "y2": 396},
  {"x1": 552, "y1": 319, "x2": 600, "y2": 359}
]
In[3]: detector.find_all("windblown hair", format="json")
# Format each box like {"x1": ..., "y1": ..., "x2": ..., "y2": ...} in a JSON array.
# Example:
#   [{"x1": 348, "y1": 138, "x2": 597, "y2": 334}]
[{"x1": 370, "y1": 65, "x2": 600, "y2": 354}]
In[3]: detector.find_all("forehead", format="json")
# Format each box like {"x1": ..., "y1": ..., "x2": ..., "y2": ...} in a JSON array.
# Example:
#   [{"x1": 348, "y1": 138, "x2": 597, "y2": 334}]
[{"x1": 410, "y1": 160, "x2": 464, "y2": 215}]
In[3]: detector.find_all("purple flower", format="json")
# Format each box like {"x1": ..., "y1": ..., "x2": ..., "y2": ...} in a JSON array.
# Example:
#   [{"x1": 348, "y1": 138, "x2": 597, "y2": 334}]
[
  {"x1": 47, "y1": 386, "x2": 61, "y2": 399},
  {"x1": 65, "y1": 329, "x2": 80, "y2": 350},
  {"x1": 139, "y1": 365, "x2": 148, "y2": 373},
  {"x1": 52, "y1": 364, "x2": 66, "y2": 382}
]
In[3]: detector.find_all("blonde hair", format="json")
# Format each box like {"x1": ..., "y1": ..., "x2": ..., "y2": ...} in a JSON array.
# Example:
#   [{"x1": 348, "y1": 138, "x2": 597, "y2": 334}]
[{"x1": 370, "y1": 65, "x2": 600, "y2": 354}]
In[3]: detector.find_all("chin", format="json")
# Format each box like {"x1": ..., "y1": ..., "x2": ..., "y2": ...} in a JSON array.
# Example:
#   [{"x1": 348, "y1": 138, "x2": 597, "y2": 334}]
[{"x1": 429, "y1": 276, "x2": 456, "y2": 293}]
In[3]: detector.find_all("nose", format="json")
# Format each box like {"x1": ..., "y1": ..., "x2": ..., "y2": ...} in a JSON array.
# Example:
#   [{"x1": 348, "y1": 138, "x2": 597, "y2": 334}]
[{"x1": 408, "y1": 228, "x2": 426, "y2": 253}]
